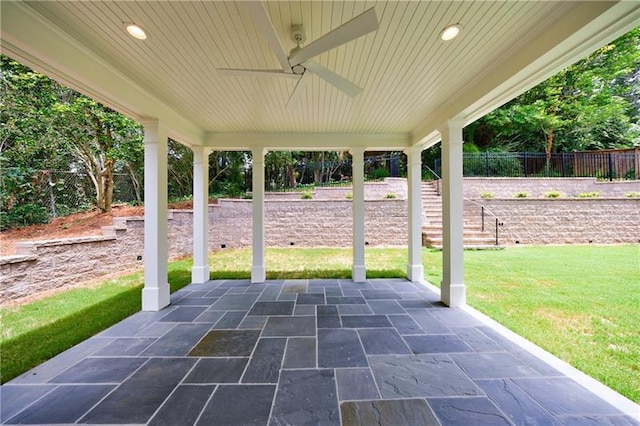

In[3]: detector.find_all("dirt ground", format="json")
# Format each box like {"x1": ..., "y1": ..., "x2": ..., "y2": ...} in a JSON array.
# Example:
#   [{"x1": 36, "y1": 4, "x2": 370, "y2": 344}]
[{"x1": 0, "y1": 198, "x2": 210, "y2": 256}]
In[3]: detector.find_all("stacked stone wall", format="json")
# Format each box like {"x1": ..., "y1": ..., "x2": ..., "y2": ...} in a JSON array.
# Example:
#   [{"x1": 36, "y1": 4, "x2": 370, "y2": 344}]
[
  {"x1": 463, "y1": 177, "x2": 640, "y2": 199},
  {"x1": 478, "y1": 198, "x2": 640, "y2": 245}
]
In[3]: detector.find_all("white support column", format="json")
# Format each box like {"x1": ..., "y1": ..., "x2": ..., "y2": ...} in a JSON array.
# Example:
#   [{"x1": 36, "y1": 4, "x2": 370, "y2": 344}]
[
  {"x1": 405, "y1": 147, "x2": 424, "y2": 282},
  {"x1": 141, "y1": 119, "x2": 170, "y2": 311},
  {"x1": 251, "y1": 148, "x2": 267, "y2": 283},
  {"x1": 351, "y1": 147, "x2": 366, "y2": 282},
  {"x1": 440, "y1": 119, "x2": 466, "y2": 307},
  {"x1": 192, "y1": 146, "x2": 212, "y2": 283}
]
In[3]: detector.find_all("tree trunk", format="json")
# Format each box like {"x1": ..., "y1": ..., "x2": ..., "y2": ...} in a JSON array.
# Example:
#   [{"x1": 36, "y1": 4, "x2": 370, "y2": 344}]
[
  {"x1": 545, "y1": 128, "x2": 554, "y2": 172},
  {"x1": 126, "y1": 163, "x2": 142, "y2": 205}
]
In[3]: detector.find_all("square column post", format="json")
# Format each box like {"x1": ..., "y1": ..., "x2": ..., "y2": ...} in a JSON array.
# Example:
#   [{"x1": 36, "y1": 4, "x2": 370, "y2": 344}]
[
  {"x1": 351, "y1": 147, "x2": 366, "y2": 282},
  {"x1": 405, "y1": 147, "x2": 424, "y2": 282},
  {"x1": 141, "y1": 119, "x2": 170, "y2": 311},
  {"x1": 192, "y1": 146, "x2": 212, "y2": 283},
  {"x1": 440, "y1": 119, "x2": 466, "y2": 307},
  {"x1": 251, "y1": 148, "x2": 267, "y2": 283}
]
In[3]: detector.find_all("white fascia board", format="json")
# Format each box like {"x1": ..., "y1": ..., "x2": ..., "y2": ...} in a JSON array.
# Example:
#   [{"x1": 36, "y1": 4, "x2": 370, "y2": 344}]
[
  {"x1": 1, "y1": 2, "x2": 203, "y2": 146},
  {"x1": 410, "y1": 1, "x2": 640, "y2": 146},
  {"x1": 204, "y1": 133, "x2": 410, "y2": 151}
]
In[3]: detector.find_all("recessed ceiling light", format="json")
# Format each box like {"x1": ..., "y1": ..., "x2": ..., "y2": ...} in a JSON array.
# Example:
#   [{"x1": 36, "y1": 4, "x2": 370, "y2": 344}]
[
  {"x1": 440, "y1": 24, "x2": 462, "y2": 41},
  {"x1": 126, "y1": 23, "x2": 147, "y2": 40}
]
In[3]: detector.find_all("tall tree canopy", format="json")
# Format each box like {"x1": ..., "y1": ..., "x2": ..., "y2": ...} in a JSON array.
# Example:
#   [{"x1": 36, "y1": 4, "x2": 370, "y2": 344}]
[{"x1": 466, "y1": 27, "x2": 640, "y2": 153}]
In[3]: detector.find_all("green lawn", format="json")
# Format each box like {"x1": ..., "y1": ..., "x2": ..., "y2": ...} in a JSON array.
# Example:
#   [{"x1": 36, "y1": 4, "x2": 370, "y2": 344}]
[{"x1": 1, "y1": 245, "x2": 638, "y2": 403}]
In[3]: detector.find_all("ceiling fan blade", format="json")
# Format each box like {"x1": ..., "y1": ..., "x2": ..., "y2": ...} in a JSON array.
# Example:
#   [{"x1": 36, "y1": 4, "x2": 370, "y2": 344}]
[
  {"x1": 287, "y1": 72, "x2": 311, "y2": 109},
  {"x1": 243, "y1": 1, "x2": 293, "y2": 73},
  {"x1": 304, "y1": 61, "x2": 362, "y2": 98},
  {"x1": 289, "y1": 7, "x2": 378, "y2": 66},
  {"x1": 217, "y1": 69, "x2": 301, "y2": 80}
]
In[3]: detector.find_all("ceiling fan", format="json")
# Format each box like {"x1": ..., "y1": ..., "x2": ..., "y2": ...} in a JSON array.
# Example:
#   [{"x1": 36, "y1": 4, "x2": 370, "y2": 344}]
[{"x1": 217, "y1": 1, "x2": 379, "y2": 107}]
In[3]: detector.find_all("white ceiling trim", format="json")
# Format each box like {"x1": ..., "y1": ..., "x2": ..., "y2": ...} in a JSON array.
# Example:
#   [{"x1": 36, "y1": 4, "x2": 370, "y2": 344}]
[
  {"x1": 1, "y1": 1, "x2": 203, "y2": 146},
  {"x1": 205, "y1": 133, "x2": 410, "y2": 151},
  {"x1": 410, "y1": 1, "x2": 640, "y2": 147}
]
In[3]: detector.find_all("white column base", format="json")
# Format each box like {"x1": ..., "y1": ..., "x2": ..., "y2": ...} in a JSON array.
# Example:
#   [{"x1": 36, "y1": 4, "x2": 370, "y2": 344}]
[
  {"x1": 191, "y1": 266, "x2": 210, "y2": 284},
  {"x1": 352, "y1": 265, "x2": 366, "y2": 283},
  {"x1": 441, "y1": 283, "x2": 466, "y2": 307},
  {"x1": 142, "y1": 286, "x2": 170, "y2": 311},
  {"x1": 406, "y1": 264, "x2": 424, "y2": 283},
  {"x1": 251, "y1": 266, "x2": 266, "y2": 283}
]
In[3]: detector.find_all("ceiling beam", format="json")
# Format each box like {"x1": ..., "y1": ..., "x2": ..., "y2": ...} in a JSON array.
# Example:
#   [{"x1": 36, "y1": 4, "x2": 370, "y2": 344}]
[
  {"x1": 205, "y1": 133, "x2": 410, "y2": 151},
  {"x1": 0, "y1": 1, "x2": 204, "y2": 146},
  {"x1": 410, "y1": 1, "x2": 640, "y2": 146}
]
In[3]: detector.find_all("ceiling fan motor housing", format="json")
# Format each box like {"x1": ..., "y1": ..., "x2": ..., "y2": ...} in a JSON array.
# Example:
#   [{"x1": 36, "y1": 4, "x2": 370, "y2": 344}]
[{"x1": 290, "y1": 24, "x2": 306, "y2": 45}]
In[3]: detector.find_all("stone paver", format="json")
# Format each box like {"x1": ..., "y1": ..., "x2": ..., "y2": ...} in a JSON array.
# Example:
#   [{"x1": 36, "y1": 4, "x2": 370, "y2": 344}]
[{"x1": 2, "y1": 279, "x2": 637, "y2": 425}]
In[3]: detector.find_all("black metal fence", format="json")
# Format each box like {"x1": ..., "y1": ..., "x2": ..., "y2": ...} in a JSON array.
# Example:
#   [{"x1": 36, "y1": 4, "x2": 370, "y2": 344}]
[{"x1": 434, "y1": 151, "x2": 639, "y2": 180}]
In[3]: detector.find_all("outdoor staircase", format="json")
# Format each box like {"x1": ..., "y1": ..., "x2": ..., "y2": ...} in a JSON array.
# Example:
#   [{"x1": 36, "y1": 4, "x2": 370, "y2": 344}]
[{"x1": 421, "y1": 181, "x2": 503, "y2": 249}]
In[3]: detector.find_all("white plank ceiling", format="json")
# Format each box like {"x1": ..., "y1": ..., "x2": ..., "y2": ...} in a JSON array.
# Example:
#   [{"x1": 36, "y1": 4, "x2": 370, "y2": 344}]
[{"x1": 5, "y1": 1, "x2": 639, "y2": 145}]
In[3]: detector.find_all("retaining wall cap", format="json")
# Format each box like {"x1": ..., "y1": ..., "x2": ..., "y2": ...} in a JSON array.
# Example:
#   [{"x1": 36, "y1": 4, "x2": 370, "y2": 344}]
[
  {"x1": 0, "y1": 254, "x2": 38, "y2": 265},
  {"x1": 15, "y1": 235, "x2": 116, "y2": 249}
]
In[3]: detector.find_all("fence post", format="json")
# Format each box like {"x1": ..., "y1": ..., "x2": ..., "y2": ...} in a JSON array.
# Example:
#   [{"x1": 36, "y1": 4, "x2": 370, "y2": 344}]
[
  {"x1": 608, "y1": 153, "x2": 614, "y2": 181},
  {"x1": 523, "y1": 152, "x2": 528, "y2": 177},
  {"x1": 561, "y1": 152, "x2": 566, "y2": 177},
  {"x1": 485, "y1": 152, "x2": 490, "y2": 177}
]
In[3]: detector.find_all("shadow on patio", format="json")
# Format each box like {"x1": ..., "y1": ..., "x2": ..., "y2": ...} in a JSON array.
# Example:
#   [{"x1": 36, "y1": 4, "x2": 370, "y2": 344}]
[{"x1": 2, "y1": 279, "x2": 638, "y2": 425}]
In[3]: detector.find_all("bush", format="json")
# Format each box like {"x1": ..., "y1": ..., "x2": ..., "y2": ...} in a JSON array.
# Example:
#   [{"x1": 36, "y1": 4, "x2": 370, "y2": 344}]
[
  {"x1": 513, "y1": 191, "x2": 529, "y2": 198},
  {"x1": 544, "y1": 190, "x2": 562, "y2": 198},
  {"x1": 301, "y1": 192, "x2": 313, "y2": 200},
  {"x1": 624, "y1": 192, "x2": 640, "y2": 198},
  {"x1": 369, "y1": 168, "x2": 390, "y2": 180},
  {"x1": 480, "y1": 191, "x2": 495, "y2": 199},
  {"x1": 0, "y1": 204, "x2": 50, "y2": 230},
  {"x1": 576, "y1": 191, "x2": 600, "y2": 198},
  {"x1": 384, "y1": 193, "x2": 397, "y2": 199},
  {"x1": 463, "y1": 153, "x2": 523, "y2": 177}
]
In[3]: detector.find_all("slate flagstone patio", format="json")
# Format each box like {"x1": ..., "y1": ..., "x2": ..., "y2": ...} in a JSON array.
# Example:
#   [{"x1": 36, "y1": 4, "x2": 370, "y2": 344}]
[{"x1": 1, "y1": 279, "x2": 638, "y2": 425}]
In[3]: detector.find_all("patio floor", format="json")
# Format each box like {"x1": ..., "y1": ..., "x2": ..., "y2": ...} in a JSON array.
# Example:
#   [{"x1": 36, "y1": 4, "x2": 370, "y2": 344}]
[{"x1": 2, "y1": 279, "x2": 638, "y2": 425}]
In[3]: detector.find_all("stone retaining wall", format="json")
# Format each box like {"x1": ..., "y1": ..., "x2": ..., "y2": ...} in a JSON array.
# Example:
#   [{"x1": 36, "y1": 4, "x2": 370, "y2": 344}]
[
  {"x1": 463, "y1": 177, "x2": 640, "y2": 199},
  {"x1": 477, "y1": 198, "x2": 640, "y2": 245},
  {"x1": 2, "y1": 177, "x2": 638, "y2": 304},
  {"x1": 1, "y1": 197, "x2": 407, "y2": 304}
]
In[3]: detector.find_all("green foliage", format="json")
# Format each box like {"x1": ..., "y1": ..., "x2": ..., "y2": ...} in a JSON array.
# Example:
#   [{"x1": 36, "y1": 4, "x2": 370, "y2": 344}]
[
  {"x1": 369, "y1": 167, "x2": 390, "y2": 180},
  {"x1": 576, "y1": 191, "x2": 601, "y2": 198},
  {"x1": 300, "y1": 192, "x2": 313, "y2": 199},
  {"x1": 480, "y1": 191, "x2": 495, "y2": 199},
  {"x1": 0, "y1": 204, "x2": 49, "y2": 230},
  {"x1": 468, "y1": 28, "x2": 640, "y2": 153},
  {"x1": 513, "y1": 191, "x2": 529, "y2": 198},
  {"x1": 463, "y1": 153, "x2": 523, "y2": 177},
  {"x1": 624, "y1": 191, "x2": 640, "y2": 198},
  {"x1": 384, "y1": 193, "x2": 397, "y2": 199},
  {"x1": 463, "y1": 142, "x2": 480, "y2": 153},
  {"x1": 345, "y1": 192, "x2": 353, "y2": 200},
  {"x1": 544, "y1": 190, "x2": 562, "y2": 198}
]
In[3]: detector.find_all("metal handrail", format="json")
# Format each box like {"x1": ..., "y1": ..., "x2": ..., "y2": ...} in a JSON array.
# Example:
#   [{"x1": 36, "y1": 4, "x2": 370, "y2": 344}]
[
  {"x1": 423, "y1": 165, "x2": 441, "y2": 195},
  {"x1": 464, "y1": 198, "x2": 503, "y2": 245}
]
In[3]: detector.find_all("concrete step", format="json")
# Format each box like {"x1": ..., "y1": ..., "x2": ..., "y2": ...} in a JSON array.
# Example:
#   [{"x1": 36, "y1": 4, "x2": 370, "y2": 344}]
[
  {"x1": 423, "y1": 237, "x2": 499, "y2": 246},
  {"x1": 427, "y1": 244, "x2": 505, "y2": 251}
]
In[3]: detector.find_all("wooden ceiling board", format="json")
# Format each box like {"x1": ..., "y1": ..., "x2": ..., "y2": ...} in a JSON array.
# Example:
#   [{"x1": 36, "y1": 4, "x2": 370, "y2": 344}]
[{"x1": 10, "y1": 1, "x2": 636, "y2": 139}]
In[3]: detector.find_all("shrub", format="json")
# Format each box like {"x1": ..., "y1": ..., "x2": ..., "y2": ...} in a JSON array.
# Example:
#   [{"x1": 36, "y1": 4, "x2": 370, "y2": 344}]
[
  {"x1": 480, "y1": 191, "x2": 495, "y2": 199},
  {"x1": 624, "y1": 192, "x2": 640, "y2": 198},
  {"x1": 544, "y1": 190, "x2": 562, "y2": 198},
  {"x1": 300, "y1": 192, "x2": 313, "y2": 200},
  {"x1": 369, "y1": 167, "x2": 390, "y2": 180},
  {"x1": 345, "y1": 192, "x2": 353, "y2": 200},
  {"x1": 513, "y1": 191, "x2": 529, "y2": 198},
  {"x1": 576, "y1": 191, "x2": 600, "y2": 198},
  {"x1": 384, "y1": 193, "x2": 397, "y2": 199},
  {"x1": 0, "y1": 204, "x2": 50, "y2": 230}
]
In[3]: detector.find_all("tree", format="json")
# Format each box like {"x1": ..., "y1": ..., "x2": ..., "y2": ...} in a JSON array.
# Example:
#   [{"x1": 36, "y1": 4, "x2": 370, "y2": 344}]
[{"x1": 468, "y1": 27, "x2": 640, "y2": 153}]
